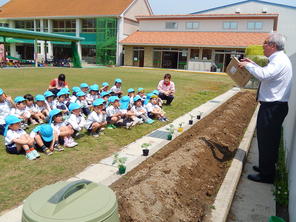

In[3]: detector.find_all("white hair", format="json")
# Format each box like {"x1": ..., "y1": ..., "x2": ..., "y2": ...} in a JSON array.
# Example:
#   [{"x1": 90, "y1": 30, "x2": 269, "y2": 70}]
[{"x1": 268, "y1": 32, "x2": 287, "y2": 51}]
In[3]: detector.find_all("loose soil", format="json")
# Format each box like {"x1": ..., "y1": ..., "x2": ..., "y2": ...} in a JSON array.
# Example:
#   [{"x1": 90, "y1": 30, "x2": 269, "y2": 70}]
[{"x1": 111, "y1": 91, "x2": 257, "y2": 222}]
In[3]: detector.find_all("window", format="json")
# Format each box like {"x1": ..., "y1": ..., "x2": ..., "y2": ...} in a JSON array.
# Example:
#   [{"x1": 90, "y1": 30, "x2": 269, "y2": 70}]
[
  {"x1": 15, "y1": 20, "x2": 34, "y2": 31},
  {"x1": 247, "y1": 22, "x2": 263, "y2": 30},
  {"x1": 52, "y1": 20, "x2": 76, "y2": 32},
  {"x1": 223, "y1": 22, "x2": 238, "y2": 30},
  {"x1": 165, "y1": 22, "x2": 178, "y2": 29},
  {"x1": 0, "y1": 23, "x2": 9, "y2": 27},
  {"x1": 186, "y1": 22, "x2": 199, "y2": 30},
  {"x1": 190, "y1": 49, "x2": 200, "y2": 60},
  {"x1": 202, "y1": 49, "x2": 212, "y2": 60},
  {"x1": 43, "y1": 20, "x2": 48, "y2": 32},
  {"x1": 82, "y1": 19, "x2": 96, "y2": 32}
]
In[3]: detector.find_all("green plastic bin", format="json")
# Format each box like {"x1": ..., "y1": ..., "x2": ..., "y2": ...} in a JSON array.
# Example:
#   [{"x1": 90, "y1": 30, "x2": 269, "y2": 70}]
[
  {"x1": 22, "y1": 179, "x2": 119, "y2": 222},
  {"x1": 269, "y1": 216, "x2": 286, "y2": 222}
]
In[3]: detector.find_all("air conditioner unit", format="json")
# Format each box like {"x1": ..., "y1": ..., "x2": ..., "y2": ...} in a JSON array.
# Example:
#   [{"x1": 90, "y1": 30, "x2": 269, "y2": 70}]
[
  {"x1": 262, "y1": 7, "x2": 267, "y2": 13},
  {"x1": 235, "y1": 8, "x2": 241, "y2": 14}
]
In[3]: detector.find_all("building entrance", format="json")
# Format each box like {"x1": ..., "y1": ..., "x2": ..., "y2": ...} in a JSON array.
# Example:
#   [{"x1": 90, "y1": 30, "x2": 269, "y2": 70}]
[{"x1": 162, "y1": 51, "x2": 178, "y2": 69}]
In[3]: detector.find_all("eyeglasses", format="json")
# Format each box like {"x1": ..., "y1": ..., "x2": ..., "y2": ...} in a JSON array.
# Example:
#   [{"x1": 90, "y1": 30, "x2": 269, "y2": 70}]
[{"x1": 263, "y1": 41, "x2": 274, "y2": 46}]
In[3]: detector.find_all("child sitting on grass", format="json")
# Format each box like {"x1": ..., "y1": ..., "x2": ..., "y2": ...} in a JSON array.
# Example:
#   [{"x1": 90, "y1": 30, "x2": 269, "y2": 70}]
[
  {"x1": 85, "y1": 98, "x2": 107, "y2": 137},
  {"x1": 4, "y1": 115, "x2": 39, "y2": 160},
  {"x1": 53, "y1": 90, "x2": 70, "y2": 116},
  {"x1": 86, "y1": 84, "x2": 100, "y2": 106},
  {"x1": 70, "y1": 86, "x2": 81, "y2": 103},
  {"x1": 127, "y1": 88, "x2": 135, "y2": 107},
  {"x1": 0, "y1": 88, "x2": 14, "y2": 135},
  {"x1": 10, "y1": 96, "x2": 31, "y2": 129},
  {"x1": 131, "y1": 95, "x2": 154, "y2": 124},
  {"x1": 24, "y1": 94, "x2": 41, "y2": 125},
  {"x1": 49, "y1": 109, "x2": 77, "y2": 148},
  {"x1": 137, "y1": 87, "x2": 146, "y2": 101},
  {"x1": 100, "y1": 82, "x2": 109, "y2": 92},
  {"x1": 30, "y1": 124, "x2": 62, "y2": 155},
  {"x1": 76, "y1": 91, "x2": 91, "y2": 116},
  {"x1": 80, "y1": 83, "x2": 89, "y2": 94},
  {"x1": 120, "y1": 96, "x2": 142, "y2": 126},
  {"x1": 44, "y1": 90, "x2": 55, "y2": 111},
  {"x1": 67, "y1": 103, "x2": 86, "y2": 137},
  {"x1": 146, "y1": 95, "x2": 168, "y2": 122},
  {"x1": 110, "y1": 78, "x2": 123, "y2": 98}
]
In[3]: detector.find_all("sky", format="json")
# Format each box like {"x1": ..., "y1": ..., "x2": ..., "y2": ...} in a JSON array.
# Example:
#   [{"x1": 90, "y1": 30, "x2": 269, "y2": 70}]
[{"x1": 0, "y1": 0, "x2": 295, "y2": 14}]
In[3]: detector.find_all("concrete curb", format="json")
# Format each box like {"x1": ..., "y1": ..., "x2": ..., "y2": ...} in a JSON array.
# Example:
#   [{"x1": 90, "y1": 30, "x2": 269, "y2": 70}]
[
  {"x1": 0, "y1": 87, "x2": 241, "y2": 222},
  {"x1": 204, "y1": 105, "x2": 260, "y2": 222}
]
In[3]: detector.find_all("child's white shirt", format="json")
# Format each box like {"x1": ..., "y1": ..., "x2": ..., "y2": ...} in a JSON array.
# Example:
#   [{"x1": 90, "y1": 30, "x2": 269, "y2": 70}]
[
  {"x1": 67, "y1": 113, "x2": 86, "y2": 131},
  {"x1": 110, "y1": 86, "x2": 121, "y2": 94},
  {"x1": 145, "y1": 102, "x2": 161, "y2": 113},
  {"x1": 0, "y1": 100, "x2": 12, "y2": 124},
  {"x1": 70, "y1": 95, "x2": 77, "y2": 103},
  {"x1": 51, "y1": 122, "x2": 66, "y2": 136},
  {"x1": 45, "y1": 100, "x2": 55, "y2": 111},
  {"x1": 53, "y1": 100, "x2": 68, "y2": 111},
  {"x1": 76, "y1": 99, "x2": 89, "y2": 108},
  {"x1": 106, "y1": 105, "x2": 121, "y2": 117},
  {"x1": 10, "y1": 108, "x2": 31, "y2": 118},
  {"x1": 35, "y1": 104, "x2": 47, "y2": 112},
  {"x1": 85, "y1": 111, "x2": 106, "y2": 129},
  {"x1": 26, "y1": 104, "x2": 38, "y2": 113},
  {"x1": 5, "y1": 128, "x2": 26, "y2": 145},
  {"x1": 86, "y1": 94, "x2": 98, "y2": 105},
  {"x1": 131, "y1": 105, "x2": 147, "y2": 116}
]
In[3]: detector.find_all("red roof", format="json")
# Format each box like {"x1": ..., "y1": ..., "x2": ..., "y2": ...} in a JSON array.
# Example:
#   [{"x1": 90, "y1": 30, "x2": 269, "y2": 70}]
[
  {"x1": 0, "y1": 0, "x2": 134, "y2": 18},
  {"x1": 121, "y1": 31, "x2": 269, "y2": 48}
]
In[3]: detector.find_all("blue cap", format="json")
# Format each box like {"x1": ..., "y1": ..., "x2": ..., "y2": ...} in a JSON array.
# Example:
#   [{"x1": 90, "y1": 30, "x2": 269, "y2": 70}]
[
  {"x1": 133, "y1": 95, "x2": 142, "y2": 102},
  {"x1": 138, "y1": 87, "x2": 144, "y2": 92},
  {"x1": 68, "y1": 103, "x2": 81, "y2": 112},
  {"x1": 57, "y1": 90, "x2": 67, "y2": 97},
  {"x1": 49, "y1": 109, "x2": 62, "y2": 123},
  {"x1": 44, "y1": 91, "x2": 54, "y2": 98},
  {"x1": 102, "y1": 82, "x2": 109, "y2": 87},
  {"x1": 120, "y1": 96, "x2": 130, "y2": 110},
  {"x1": 100, "y1": 91, "x2": 110, "y2": 97},
  {"x1": 115, "y1": 78, "x2": 122, "y2": 83},
  {"x1": 4, "y1": 115, "x2": 22, "y2": 136},
  {"x1": 152, "y1": 90, "x2": 159, "y2": 95},
  {"x1": 0, "y1": 88, "x2": 3, "y2": 95},
  {"x1": 93, "y1": 98, "x2": 105, "y2": 106},
  {"x1": 76, "y1": 91, "x2": 86, "y2": 97},
  {"x1": 127, "y1": 88, "x2": 135, "y2": 93},
  {"x1": 14, "y1": 96, "x2": 26, "y2": 103},
  {"x1": 36, "y1": 124, "x2": 54, "y2": 142},
  {"x1": 90, "y1": 84, "x2": 99, "y2": 91},
  {"x1": 109, "y1": 96, "x2": 120, "y2": 103},
  {"x1": 60, "y1": 88, "x2": 70, "y2": 95},
  {"x1": 35, "y1": 94, "x2": 45, "y2": 101},
  {"x1": 80, "y1": 83, "x2": 89, "y2": 88},
  {"x1": 72, "y1": 87, "x2": 81, "y2": 93}
]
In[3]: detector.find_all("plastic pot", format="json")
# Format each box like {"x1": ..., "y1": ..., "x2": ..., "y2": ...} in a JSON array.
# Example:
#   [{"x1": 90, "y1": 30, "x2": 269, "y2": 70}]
[
  {"x1": 197, "y1": 115, "x2": 201, "y2": 120},
  {"x1": 142, "y1": 149, "x2": 149, "y2": 156},
  {"x1": 167, "y1": 134, "x2": 173, "y2": 140},
  {"x1": 189, "y1": 120, "x2": 193, "y2": 125},
  {"x1": 118, "y1": 165, "x2": 126, "y2": 175},
  {"x1": 178, "y1": 127, "x2": 183, "y2": 132}
]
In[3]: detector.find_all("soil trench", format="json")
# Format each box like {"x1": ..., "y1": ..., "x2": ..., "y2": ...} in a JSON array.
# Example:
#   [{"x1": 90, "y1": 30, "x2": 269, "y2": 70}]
[{"x1": 111, "y1": 91, "x2": 257, "y2": 222}]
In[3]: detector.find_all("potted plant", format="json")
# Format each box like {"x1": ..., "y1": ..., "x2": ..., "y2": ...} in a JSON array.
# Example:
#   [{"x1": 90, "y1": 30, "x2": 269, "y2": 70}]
[
  {"x1": 189, "y1": 114, "x2": 194, "y2": 125},
  {"x1": 166, "y1": 124, "x2": 175, "y2": 140},
  {"x1": 141, "y1": 143, "x2": 151, "y2": 156},
  {"x1": 197, "y1": 111, "x2": 202, "y2": 120},
  {"x1": 112, "y1": 153, "x2": 127, "y2": 175},
  {"x1": 177, "y1": 122, "x2": 184, "y2": 132}
]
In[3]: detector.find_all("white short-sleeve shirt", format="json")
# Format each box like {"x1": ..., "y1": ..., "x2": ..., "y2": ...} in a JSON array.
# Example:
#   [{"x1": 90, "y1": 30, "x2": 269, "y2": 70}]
[{"x1": 5, "y1": 129, "x2": 26, "y2": 145}]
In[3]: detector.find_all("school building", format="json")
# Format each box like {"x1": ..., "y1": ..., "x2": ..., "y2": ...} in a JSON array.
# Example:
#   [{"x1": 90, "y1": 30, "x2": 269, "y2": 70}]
[
  {"x1": 0, "y1": 0, "x2": 152, "y2": 65},
  {"x1": 121, "y1": 13, "x2": 278, "y2": 72}
]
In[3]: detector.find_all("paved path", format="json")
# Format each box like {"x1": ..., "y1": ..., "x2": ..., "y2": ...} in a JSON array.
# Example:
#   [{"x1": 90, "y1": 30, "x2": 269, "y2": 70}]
[{"x1": 227, "y1": 133, "x2": 276, "y2": 222}]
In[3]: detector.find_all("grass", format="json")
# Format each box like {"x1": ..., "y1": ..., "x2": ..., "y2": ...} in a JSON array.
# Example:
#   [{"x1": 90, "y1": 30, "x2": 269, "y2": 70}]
[{"x1": 0, "y1": 67, "x2": 233, "y2": 213}]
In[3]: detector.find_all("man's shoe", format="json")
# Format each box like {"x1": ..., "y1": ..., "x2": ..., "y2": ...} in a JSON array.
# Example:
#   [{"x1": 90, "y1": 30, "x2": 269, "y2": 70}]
[
  {"x1": 253, "y1": 165, "x2": 260, "y2": 173},
  {"x1": 247, "y1": 173, "x2": 274, "y2": 184}
]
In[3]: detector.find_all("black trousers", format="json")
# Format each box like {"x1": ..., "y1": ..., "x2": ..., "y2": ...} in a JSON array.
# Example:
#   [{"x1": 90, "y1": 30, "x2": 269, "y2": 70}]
[
  {"x1": 257, "y1": 101, "x2": 288, "y2": 179},
  {"x1": 159, "y1": 93, "x2": 174, "y2": 105}
]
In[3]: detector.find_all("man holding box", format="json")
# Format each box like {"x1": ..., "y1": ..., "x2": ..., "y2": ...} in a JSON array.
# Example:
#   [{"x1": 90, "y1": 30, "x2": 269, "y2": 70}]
[{"x1": 239, "y1": 32, "x2": 292, "y2": 184}]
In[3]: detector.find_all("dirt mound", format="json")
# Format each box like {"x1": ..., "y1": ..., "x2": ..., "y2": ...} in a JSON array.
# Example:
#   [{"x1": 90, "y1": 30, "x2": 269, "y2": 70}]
[{"x1": 111, "y1": 91, "x2": 257, "y2": 222}]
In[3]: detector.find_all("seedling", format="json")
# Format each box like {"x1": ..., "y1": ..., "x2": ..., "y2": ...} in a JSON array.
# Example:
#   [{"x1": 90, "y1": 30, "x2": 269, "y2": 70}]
[
  {"x1": 189, "y1": 114, "x2": 194, "y2": 125},
  {"x1": 112, "y1": 153, "x2": 127, "y2": 174},
  {"x1": 141, "y1": 143, "x2": 151, "y2": 156},
  {"x1": 178, "y1": 122, "x2": 185, "y2": 132},
  {"x1": 197, "y1": 111, "x2": 202, "y2": 120},
  {"x1": 166, "y1": 124, "x2": 175, "y2": 140}
]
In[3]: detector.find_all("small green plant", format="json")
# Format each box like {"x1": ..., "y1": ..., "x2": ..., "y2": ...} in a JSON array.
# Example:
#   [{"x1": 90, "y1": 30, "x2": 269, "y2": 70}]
[
  {"x1": 112, "y1": 153, "x2": 127, "y2": 174},
  {"x1": 141, "y1": 143, "x2": 151, "y2": 149},
  {"x1": 189, "y1": 114, "x2": 194, "y2": 120},
  {"x1": 178, "y1": 122, "x2": 184, "y2": 128},
  {"x1": 166, "y1": 124, "x2": 175, "y2": 135}
]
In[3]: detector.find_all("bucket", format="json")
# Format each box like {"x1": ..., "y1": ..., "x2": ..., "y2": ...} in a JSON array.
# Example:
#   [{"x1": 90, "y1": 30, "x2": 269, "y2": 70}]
[{"x1": 22, "y1": 179, "x2": 119, "y2": 222}]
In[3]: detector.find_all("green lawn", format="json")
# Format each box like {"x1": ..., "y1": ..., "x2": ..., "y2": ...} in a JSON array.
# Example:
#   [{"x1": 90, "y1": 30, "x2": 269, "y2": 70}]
[{"x1": 0, "y1": 67, "x2": 234, "y2": 213}]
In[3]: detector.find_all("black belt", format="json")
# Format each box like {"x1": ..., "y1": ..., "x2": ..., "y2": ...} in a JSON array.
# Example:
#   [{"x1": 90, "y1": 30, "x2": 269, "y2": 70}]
[{"x1": 259, "y1": 101, "x2": 287, "y2": 105}]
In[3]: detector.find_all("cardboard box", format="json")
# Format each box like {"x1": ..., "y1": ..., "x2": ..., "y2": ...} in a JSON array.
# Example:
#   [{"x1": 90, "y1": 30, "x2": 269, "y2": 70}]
[{"x1": 226, "y1": 57, "x2": 252, "y2": 88}]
